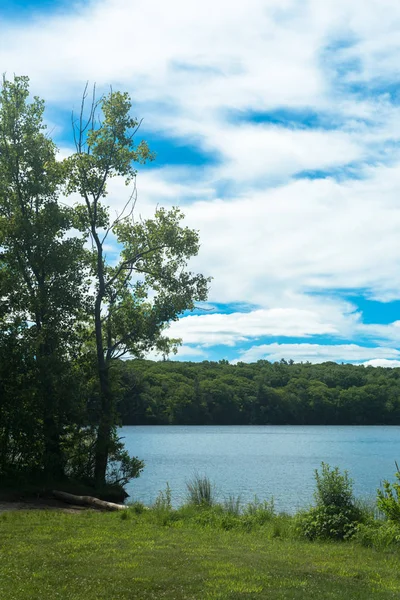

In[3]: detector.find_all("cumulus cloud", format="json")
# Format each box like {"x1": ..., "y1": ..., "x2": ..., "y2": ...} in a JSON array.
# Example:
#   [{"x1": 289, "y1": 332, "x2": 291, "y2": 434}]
[
  {"x1": 4, "y1": 0, "x2": 400, "y2": 356},
  {"x1": 167, "y1": 298, "x2": 360, "y2": 346},
  {"x1": 182, "y1": 166, "x2": 400, "y2": 305},
  {"x1": 235, "y1": 343, "x2": 400, "y2": 364},
  {"x1": 362, "y1": 359, "x2": 400, "y2": 368}
]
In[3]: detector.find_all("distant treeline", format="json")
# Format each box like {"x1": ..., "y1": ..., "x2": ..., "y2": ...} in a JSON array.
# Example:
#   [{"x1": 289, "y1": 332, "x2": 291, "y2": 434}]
[{"x1": 116, "y1": 359, "x2": 400, "y2": 425}]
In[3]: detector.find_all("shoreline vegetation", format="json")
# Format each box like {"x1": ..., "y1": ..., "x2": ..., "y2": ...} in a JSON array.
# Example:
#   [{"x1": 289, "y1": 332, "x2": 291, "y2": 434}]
[
  {"x1": 117, "y1": 358, "x2": 400, "y2": 426},
  {"x1": 1, "y1": 467, "x2": 400, "y2": 599}
]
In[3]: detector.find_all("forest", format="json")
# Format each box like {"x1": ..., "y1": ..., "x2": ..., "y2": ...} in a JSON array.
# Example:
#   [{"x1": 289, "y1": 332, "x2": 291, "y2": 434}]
[{"x1": 117, "y1": 358, "x2": 400, "y2": 425}]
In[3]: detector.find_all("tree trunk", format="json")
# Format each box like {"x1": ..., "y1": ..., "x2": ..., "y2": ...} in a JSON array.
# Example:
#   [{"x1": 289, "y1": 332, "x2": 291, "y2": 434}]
[
  {"x1": 38, "y1": 331, "x2": 64, "y2": 480},
  {"x1": 53, "y1": 489, "x2": 127, "y2": 511},
  {"x1": 93, "y1": 279, "x2": 113, "y2": 487},
  {"x1": 43, "y1": 414, "x2": 64, "y2": 479}
]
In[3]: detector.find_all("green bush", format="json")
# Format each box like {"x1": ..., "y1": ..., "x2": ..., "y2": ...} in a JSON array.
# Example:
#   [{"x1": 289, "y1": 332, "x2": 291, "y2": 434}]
[
  {"x1": 354, "y1": 521, "x2": 400, "y2": 550},
  {"x1": 297, "y1": 463, "x2": 362, "y2": 541},
  {"x1": 297, "y1": 504, "x2": 360, "y2": 541},
  {"x1": 242, "y1": 496, "x2": 275, "y2": 530},
  {"x1": 314, "y1": 462, "x2": 354, "y2": 509},
  {"x1": 377, "y1": 465, "x2": 400, "y2": 523}
]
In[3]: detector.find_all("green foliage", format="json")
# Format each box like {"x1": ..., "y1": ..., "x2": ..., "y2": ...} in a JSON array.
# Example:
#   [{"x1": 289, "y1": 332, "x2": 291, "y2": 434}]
[
  {"x1": 297, "y1": 463, "x2": 363, "y2": 540},
  {"x1": 314, "y1": 462, "x2": 355, "y2": 508},
  {"x1": 0, "y1": 75, "x2": 208, "y2": 490},
  {"x1": 66, "y1": 85, "x2": 209, "y2": 486},
  {"x1": 152, "y1": 484, "x2": 176, "y2": 526},
  {"x1": 241, "y1": 496, "x2": 276, "y2": 529},
  {"x1": 243, "y1": 496, "x2": 276, "y2": 529},
  {"x1": 106, "y1": 433, "x2": 144, "y2": 487},
  {"x1": 377, "y1": 465, "x2": 400, "y2": 522},
  {"x1": 127, "y1": 500, "x2": 147, "y2": 514},
  {"x1": 186, "y1": 474, "x2": 215, "y2": 507},
  {"x1": 223, "y1": 494, "x2": 242, "y2": 515},
  {"x1": 153, "y1": 483, "x2": 172, "y2": 512},
  {"x1": 117, "y1": 358, "x2": 400, "y2": 426},
  {"x1": 0, "y1": 74, "x2": 89, "y2": 480},
  {"x1": 297, "y1": 504, "x2": 360, "y2": 541},
  {"x1": 354, "y1": 521, "x2": 400, "y2": 550}
]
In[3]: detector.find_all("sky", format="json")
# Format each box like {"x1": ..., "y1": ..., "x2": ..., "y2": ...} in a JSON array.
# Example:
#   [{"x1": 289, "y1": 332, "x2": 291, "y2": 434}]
[{"x1": 2, "y1": 0, "x2": 400, "y2": 366}]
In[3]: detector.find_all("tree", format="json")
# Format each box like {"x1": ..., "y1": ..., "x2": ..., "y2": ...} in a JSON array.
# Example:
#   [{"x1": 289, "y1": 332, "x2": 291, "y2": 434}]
[
  {"x1": 0, "y1": 75, "x2": 87, "y2": 478},
  {"x1": 66, "y1": 87, "x2": 210, "y2": 485}
]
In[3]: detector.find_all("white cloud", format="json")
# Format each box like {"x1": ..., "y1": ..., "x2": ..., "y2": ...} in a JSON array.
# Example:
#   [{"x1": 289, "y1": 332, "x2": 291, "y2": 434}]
[
  {"x1": 206, "y1": 124, "x2": 364, "y2": 184},
  {"x1": 4, "y1": 0, "x2": 400, "y2": 354},
  {"x1": 235, "y1": 343, "x2": 400, "y2": 364},
  {"x1": 362, "y1": 359, "x2": 400, "y2": 368},
  {"x1": 146, "y1": 344, "x2": 207, "y2": 361},
  {"x1": 181, "y1": 165, "x2": 400, "y2": 305},
  {"x1": 167, "y1": 298, "x2": 360, "y2": 346}
]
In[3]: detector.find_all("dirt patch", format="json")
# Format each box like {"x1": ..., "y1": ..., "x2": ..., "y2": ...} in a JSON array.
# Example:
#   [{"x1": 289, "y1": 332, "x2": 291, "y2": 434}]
[{"x1": 0, "y1": 498, "x2": 88, "y2": 514}]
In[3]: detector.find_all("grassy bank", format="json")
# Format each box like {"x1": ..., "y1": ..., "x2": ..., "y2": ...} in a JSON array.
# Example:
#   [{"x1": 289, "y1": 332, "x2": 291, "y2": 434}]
[{"x1": 1, "y1": 507, "x2": 400, "y2": 600}]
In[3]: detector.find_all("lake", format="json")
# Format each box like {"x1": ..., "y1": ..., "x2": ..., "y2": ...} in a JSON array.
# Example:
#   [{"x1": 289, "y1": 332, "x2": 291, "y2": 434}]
[{"x1": 120, "y1": 425, "x2": 400, "y2": 512}]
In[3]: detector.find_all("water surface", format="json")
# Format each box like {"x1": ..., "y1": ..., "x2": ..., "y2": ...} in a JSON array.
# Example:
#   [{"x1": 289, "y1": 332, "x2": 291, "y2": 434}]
[{"x1": 121, "y1": 425, "x2": 400, "y2": 512}]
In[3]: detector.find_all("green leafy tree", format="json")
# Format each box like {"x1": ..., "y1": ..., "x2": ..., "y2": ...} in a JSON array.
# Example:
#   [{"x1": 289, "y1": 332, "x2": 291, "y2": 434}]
[
  {"x1": 66, "y1": 87, "x2": 210, "y2": 485},
  {"x1": 0, "y1": 75, "x2": 87, "y2": 479}
]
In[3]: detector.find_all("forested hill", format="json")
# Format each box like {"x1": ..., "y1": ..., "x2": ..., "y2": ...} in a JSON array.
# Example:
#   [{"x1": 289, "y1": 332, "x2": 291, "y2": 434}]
[{"x1": 116, "y1": 359, "x2": 400, "y2": 426}]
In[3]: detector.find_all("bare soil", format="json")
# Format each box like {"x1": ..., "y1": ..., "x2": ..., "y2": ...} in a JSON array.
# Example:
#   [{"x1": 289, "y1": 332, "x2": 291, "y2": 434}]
[{"x1": 0, "y1": 498, "x2": 87, "y2": 514}]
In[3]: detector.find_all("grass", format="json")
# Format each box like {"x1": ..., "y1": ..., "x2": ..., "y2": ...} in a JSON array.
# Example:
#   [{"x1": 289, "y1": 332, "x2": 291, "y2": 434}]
[
  {"x1": 186, "y1": 473, "x2": 215, "y2": 506},
  {"x1": 1, "y1": 508, "x2": 400, "y2": 599}
]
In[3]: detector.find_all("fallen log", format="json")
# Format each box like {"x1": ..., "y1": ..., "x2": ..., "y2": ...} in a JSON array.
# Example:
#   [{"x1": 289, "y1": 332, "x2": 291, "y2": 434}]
[{"x1": 53, "y1": 490, "x2": 128, "y2": 511}]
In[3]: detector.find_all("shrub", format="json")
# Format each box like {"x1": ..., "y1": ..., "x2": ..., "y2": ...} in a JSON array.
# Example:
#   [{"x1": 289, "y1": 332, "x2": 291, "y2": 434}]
[
  {"x1": 297, "y1": 463, "x2": 362, "y2": 541},
  {"x1": 297, "y1": 504, "x2": 360, "y2": 541},
  {"x1": 314, "y1": 462, "x2": 354, "y2": 509},
  {"x1": 355, "y1": 521, "x2": 400, "y2": 550},
  {"x1": 377, "y1": 464, "x2": 400, "y2": 523},
  {"x1": 241, "y1": 496, "x2": 275, "y2": 530},
  {"x1": 268, "y1": 514, "x2": 294, "y2": 540}
]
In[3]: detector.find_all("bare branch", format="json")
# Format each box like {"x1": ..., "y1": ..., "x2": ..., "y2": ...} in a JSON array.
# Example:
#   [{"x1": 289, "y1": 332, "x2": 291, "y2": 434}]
[
  {"x1": 105, "y1": 244, "x2": 166, "y2": 290},
  {"x1": 78, "y1": 81, "x2": 89, "y2": 153},
  {"x1": 128, "y1": 117, "x2": 144, "y2": 141},
  {"x1": 193, "y1": 304, "x2": 215, "y2": 312},
  {"x1": 100, "y1": 175, "x2": 137, "y2": 245}
]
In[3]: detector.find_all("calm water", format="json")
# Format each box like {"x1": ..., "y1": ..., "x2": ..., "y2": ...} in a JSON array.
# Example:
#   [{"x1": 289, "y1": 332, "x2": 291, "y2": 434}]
[{"x1": 121, "y1": 425, "x2": 400, "y2": 512}]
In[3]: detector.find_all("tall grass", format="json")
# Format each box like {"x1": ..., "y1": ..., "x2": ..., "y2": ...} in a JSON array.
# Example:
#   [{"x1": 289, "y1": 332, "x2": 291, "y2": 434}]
[
  {"x1": 186, "y1": 474, "x2": 215, "y2": 507},
  {"x1": 223, "y1": 494, "x2": 242, "y2": 515},
  {"x1": 121, "y1": 464, "x2": 400, "y2": 549}
]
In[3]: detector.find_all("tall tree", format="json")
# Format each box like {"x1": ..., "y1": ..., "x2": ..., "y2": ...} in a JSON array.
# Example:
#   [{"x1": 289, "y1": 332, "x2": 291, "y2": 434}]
[
  {"x1": 0, "y1": 75, "x2": 87, "y2": 478},
  {"x1": 66, "y1": 87, "x2": 210, "y2": 485}
]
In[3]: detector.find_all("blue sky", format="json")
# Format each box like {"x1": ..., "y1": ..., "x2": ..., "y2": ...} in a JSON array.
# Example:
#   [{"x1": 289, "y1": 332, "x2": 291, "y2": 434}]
[{"x1": 3, "y1": 0, "x2": 400, "y2": 366}]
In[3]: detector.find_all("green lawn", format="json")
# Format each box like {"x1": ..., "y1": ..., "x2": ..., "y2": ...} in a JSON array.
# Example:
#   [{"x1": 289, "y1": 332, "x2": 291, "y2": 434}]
[{"x1": 0, "y1": 510, "x2": 399, "y2": 600}]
